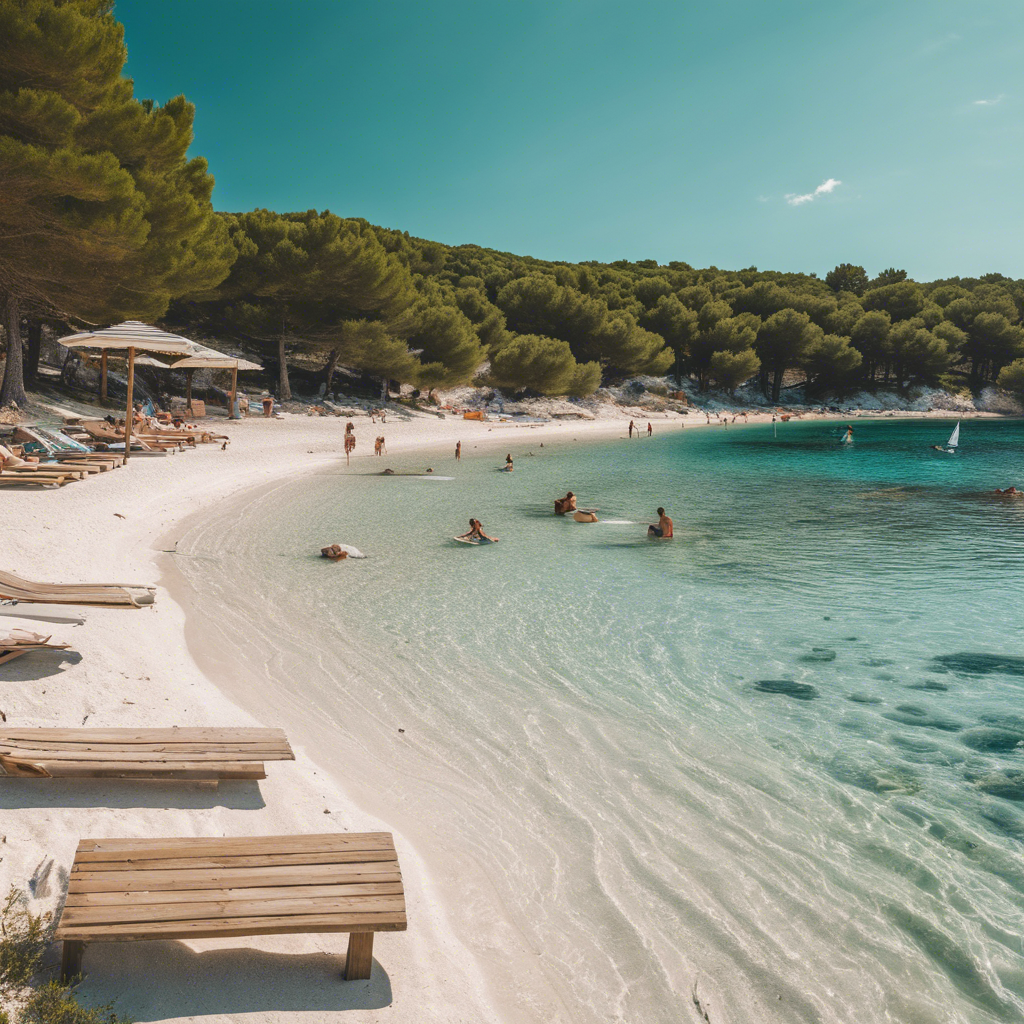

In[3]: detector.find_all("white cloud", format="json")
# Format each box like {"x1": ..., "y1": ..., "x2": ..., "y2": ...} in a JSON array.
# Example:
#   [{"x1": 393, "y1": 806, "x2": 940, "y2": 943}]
[
  {"x1": 785, "y1": 178, "x2": 842, "y2": 206},
  {"x1": 973, "y1": 94, "x2": 1005, "y2": 106}
]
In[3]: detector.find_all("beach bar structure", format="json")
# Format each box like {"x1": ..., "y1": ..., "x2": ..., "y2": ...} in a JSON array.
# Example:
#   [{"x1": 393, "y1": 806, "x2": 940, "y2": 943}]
[
  {"x1": 58, "y1": 322, "x2": 202, "y2": 460},
  {"x1": 171, "y1": 346, "x2": 263, "y2": 419}
]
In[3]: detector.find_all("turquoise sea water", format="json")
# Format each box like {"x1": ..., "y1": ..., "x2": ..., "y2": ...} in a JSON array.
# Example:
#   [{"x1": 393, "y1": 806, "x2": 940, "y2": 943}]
[{"x1": 178, "y1": 418, "x2": 1024, "y2": 1023}]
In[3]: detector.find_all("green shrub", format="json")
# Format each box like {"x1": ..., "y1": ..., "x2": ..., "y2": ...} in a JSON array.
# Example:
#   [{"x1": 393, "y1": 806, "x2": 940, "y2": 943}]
[
  {"x1": 0, "y1": 889, "x2": 48, "y2": 995},
  {"x1": 19, "y1": 982, "x2": 132, "y2": 1024}
]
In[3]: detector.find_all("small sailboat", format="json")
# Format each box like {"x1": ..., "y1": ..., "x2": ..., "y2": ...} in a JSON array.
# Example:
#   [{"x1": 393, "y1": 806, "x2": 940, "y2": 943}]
[{"x1": 931, "y1": 421, "x2": 959, "y2": 453}]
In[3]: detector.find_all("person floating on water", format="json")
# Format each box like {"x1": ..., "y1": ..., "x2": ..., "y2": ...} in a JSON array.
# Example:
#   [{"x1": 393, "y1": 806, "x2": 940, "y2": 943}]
[
  {"x1": 995, "y1": 486, "x2": 1021, "y2": 495},
  {"x1": 458, "y1": 518, "x2": 499, "y2": 542},
  {"x1": 648, "y1": 507, "x2": 673, "y2": 539},
  {"x1": 321, "y1": 544, "x2": 349, "y2": 561},
  {"x1": 455, "y1": 440, "x2": 461, "y2": 461},
  {"x1": 554, "y1": 491, "x2": 577, "y2": 515}
]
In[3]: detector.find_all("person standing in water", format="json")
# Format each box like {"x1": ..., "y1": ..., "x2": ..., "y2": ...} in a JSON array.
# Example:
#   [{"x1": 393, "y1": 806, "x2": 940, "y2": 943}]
[
  {"x1": 455, "y1": 440, "x2": 461, "y2": 461},
  {"x1": 505, "y1": 453, "x2": 514, "y2": 471},
  {"x1": 843, "y1": 425, "x2": 854, "y2": 443},
  {"x1": 554, "y1": 491, "x2": 577, "y2": 515},
  {"x1": 648, "y1": 507, "x2": 673, "y2": 539},
  {"x1": 647, "y1": 422, "x2": 653, "y2": 436},
  {"x1": 628, "y1": 420, "x2": 635, "y2": 438}
]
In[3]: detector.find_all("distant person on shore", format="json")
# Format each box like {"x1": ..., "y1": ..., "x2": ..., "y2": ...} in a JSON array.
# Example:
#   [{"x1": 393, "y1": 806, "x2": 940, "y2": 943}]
[
  {"x1": 628, "y1": 420, "x2": 635, "y2": 438},
  {"x1": 648, "y1": 507, "x2": 673, "y2": 539},
  {"x1": 455, "y1": 440, "x2": 461, "y2": 461},
  {"x1": 458, "y1": 518, "x2": 499, "y2": 542},
  {"x1": 647, "y1": 422, "x2": 653, "y2": 436},
  {"x1": 555, "y1": 491, "x2": 577, "y2": 515}
]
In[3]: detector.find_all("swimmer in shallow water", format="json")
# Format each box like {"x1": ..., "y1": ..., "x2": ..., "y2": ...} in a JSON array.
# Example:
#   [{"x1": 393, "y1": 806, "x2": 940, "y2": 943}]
[
  {"x1": 647, "y1": 507, "x2": 673, "y2": 539},
  {"x1": 554, "y1": 491, "x2": 576, "y2": 515},
  {"x1": 457, "y1": 518, "x2": 499, "y2": 542},
  {"x1": 321, "y1": 544, "x2": 349, "y2": 561}
]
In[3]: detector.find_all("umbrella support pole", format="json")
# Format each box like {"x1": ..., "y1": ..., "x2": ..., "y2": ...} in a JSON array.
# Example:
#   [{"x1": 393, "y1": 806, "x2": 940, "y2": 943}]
[
  {"x1": 124, "y1": 346, "x2": 135, "y2": 461},
  {"x1": 100, "y1": 351, "x2": 108, "y2": 403},
  {"x1": 229, "y1": 365, "x2": 238, "y2": 419},
  {"x1": 185, "y1": 369, "x2": 194, "y2": 415}
]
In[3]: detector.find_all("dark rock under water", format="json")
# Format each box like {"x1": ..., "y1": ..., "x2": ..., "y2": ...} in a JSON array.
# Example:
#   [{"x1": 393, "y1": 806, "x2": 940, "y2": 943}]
[
  {"x1": 754, "y1": 679, "x2": 820, "y2": 700},
  {"x1": 959, "y1": 727, "x2": 1024, "y2": 753},
  {"x1": 932, "y1": 653, "x2": 1024, "y2": 677}
]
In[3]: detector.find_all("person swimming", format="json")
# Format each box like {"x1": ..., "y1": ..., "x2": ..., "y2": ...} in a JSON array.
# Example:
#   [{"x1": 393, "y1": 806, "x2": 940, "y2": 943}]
[
  {"x1": 554, "y1": 491, "x2": 577, "y2": 515},
  {"x1": 647, "y1": 507, "x2": 673, "y2": 539},
  {"x1": 457, "y1": 518, "x2": 499, "y2": 542}
]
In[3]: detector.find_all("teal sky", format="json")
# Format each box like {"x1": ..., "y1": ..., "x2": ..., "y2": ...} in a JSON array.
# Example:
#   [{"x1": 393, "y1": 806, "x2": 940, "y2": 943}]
[{"x1": 120, "y1": 0, "x2": 1023, "y2": 280}]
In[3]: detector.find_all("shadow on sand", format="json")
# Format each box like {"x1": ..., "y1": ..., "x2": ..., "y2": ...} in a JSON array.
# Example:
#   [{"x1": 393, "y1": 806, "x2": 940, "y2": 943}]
[
  {"x1": 74, "y1": 941, "x2": 393, "y2": 1019},
  {"x1": 0, "y1": 778, "x2": 266, "y2": 811}
]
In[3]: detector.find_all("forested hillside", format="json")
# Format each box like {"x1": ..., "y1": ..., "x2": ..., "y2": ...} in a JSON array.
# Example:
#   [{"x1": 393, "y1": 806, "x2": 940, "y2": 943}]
[{"x1": 169, "y1": 212, "x2": 1024, "y2": 403}]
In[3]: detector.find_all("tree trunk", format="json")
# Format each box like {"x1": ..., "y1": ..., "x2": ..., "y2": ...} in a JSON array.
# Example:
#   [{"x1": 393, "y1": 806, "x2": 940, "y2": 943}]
[
  {"x1": 278, "y1": 335, "x2": 291, "y2": 401},
  {"x1": 25, "y1": 319, "x2": 42, "y2": 383},
  {"x1": 322, "y1": 349, "x2": 340, "y2": 391},
  {"x1": 771, "y1": 364, "x2": 784, "y2": 403},
  {"x1": 0, "y1": 295, "x2": 27, "y2": 407}
]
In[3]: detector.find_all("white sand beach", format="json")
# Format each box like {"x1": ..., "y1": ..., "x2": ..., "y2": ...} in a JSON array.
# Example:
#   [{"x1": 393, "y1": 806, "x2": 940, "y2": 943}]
[
  {"x1": 0, "y1": 409, "x2": 640, "y2": 1024},
  {"x1": 1, "y1": 402, "x2": 1014, "y2": 1024}
]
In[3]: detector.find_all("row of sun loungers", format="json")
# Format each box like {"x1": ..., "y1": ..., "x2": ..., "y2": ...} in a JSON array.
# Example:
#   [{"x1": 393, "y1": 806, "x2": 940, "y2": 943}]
[{"x1": 3, "y1": 571, "x2": 407, "y2": 985}]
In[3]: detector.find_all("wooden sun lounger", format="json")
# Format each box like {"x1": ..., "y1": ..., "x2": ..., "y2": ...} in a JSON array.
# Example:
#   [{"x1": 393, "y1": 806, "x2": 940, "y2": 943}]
[
  {"x1": 0, "y1": 472, "x2": 73, "y2": 487},
  {"x1": 0, "y1": 570, "x2": 155, "y2": 607},
  {"x1": 0, "y1": 727, "x2": 293, "y2": 780},
  {"x1": 0, "y1": 630, "x2": 71, "y2": 665},
  {"x1": 56, "y1": 832, "x2": 406, "y2": 982}
]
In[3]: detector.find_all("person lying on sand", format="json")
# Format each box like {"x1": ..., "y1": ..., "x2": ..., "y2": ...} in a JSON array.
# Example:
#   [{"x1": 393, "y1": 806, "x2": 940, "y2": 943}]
[
  {"x1": 458, "y1": 518, "x2": 499, "y2": 542},
  {"x1": 554, "y1": 491, "x2": 577, "y2": 515},
  {"x1": 648, "y1": 507, "x2": 673, "y2": 539},
  {"x1": 321, "y1": 544, "x2": 349, "y2": 561}
]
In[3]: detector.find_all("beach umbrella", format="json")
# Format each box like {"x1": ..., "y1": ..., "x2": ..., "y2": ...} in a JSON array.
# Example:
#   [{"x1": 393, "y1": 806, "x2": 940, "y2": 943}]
[
  {"x1": 58, "y1": 321, "x2": 201, "y2": 459},
  {"x1": 170, "y1": 346, "x2": 263, "y2": 419}
]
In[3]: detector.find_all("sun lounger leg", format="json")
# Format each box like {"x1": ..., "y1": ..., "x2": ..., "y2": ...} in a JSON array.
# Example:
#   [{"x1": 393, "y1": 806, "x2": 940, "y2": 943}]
[
  {"x1": 61, "y1": 940, "x2": 85, "y2": 981},
  {"x1": 344, "y1": 932, "x2": 374, "y2": 980}
]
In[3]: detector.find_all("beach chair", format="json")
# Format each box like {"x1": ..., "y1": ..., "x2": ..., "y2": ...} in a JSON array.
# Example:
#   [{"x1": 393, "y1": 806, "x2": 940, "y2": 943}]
[
  {"x1": 0, "y1": 471, "x2": 73, "y2": 487},
  {"x1": 0, "y1": 629, "x2": 71, "y2": 665},
  {"x1": 0, "y1": 726, "x2": 293, "y2": 781},
  {"x1": 55, "y1": 832, "x2": 406, "y2": 982},
  {"x1": 0, "y1": 570, "x2": 155, "y2": 607}
]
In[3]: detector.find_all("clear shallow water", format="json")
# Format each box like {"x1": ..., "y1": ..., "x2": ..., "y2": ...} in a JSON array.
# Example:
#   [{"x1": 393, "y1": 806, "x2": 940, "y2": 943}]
[{"x1": 178, "y1": 419, "x2": 1024, "y2": 1024}]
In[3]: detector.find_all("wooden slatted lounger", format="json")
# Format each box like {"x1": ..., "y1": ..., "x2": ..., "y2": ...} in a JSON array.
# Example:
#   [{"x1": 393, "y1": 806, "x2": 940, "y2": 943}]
[
  {"x1": 0, "y1": 472, "x2": 71, "y2": 487},
  {"x1": 0, "y1": 630, "x2": 71, "y2": 665},
  {"x1": 0, "y1": 570, "x2": 156, "y2": 607},
  {"x1": 56, "y1": 832, "x2": 407, "y2": 982},
  {"x1": 0, "y1": 727, "x2": 293, "y2": 780}
]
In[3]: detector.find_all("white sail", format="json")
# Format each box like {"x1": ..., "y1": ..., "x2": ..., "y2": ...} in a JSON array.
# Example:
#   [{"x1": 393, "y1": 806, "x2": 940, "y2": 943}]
[{"x1": 947, "y1": 422, "x2": 960, "y2": 448}]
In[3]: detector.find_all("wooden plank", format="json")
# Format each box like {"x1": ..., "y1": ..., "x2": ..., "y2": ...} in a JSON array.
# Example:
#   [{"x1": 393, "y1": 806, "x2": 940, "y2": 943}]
[
  {"x1": 56, "y1": 911, "x2": 407, "y2": 942},
  {"x1": 73, "y1": 839, "x2": 395, "y2": 866},
  {"x1": 76, "y1": 833, "x2": 393, "y2": 856},
  {"x1": 61, "y1": 895, "x2": 406, "y2": 927},
  {"x1": 0, "y1": 759, "x2": 265, "y2": 780},
  {"x1": 1, "y1": 740, "x2": 292, "y2": 754},
  {"x1": 0, "y1": 748, "x2": 289, "y2": 763},
  {"x1": 73, "y1": 836, "x2": 394, "y2": 863},
  {"x1": 68, "y1": 863, "x2": 402, "y2": 892},
  {"x1": 71, "y1": 850, "x2": 397, "y2": 872},
  {"x1": 0, "y1": 728, "x2": 285, "y2": 743},
  {"x1": 64, "y1": 882, "x2": 405, "y2": 908}
]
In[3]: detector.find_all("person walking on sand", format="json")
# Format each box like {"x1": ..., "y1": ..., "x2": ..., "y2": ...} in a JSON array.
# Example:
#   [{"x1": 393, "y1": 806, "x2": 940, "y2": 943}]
[
  {"x1": 455, "y1": 440, "x2": 461, "y2": 461},
  {"x1": 648, "y1": 507, "x2": 673, "y2": 539},
  {"x1": 628, "y1": 420, "x2": 635, "y2": 438},
  {"x1": 647, "y1": 422, "x2": 653, "y2": 436}
]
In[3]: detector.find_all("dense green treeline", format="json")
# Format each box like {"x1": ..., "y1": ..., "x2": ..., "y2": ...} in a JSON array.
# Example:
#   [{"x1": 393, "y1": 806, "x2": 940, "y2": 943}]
[{"x1": 3, "y1": 0, "x2": 1024, "y2": 407}]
